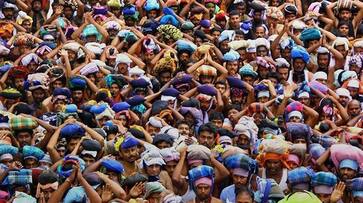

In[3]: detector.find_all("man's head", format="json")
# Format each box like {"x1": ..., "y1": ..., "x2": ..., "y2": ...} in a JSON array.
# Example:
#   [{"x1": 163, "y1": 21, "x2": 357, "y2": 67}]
[
  {"x1": 347, "y1": 99, "x2": 361, "y2": 117},
  {"x1": 317, "y1": 53, "x2": 330, "y2": 71},
  {"x1": 32, "y1": 88, "x2": 47, "y2": 103},
  {"x1": 198, "y1": 123, "x2": 217, "y2": 149},
  {"x1": 14, "y1": 130, "x2": 33, "y2": 147},
  {"x1": 229, "y1": 10, "x2": 241, "y2": 29},
  {"x1": 265, "y1": 158, "x2": 283, "y2": 175},
  {"x1": 176, "y1": 121, "x2": 191, "y2": 137},
  {"x1": 232, "y1": 168, "x2": 249, "y2": 188},
  {"x1": 72, "y1": 90, "x2": 84, "y2": 103},
  {"x1": 194, "y1": 177, "x2": 213, "y2": 201},
  {"x1": 339, "y1": 159, "x2": 358, "y2": 181}
]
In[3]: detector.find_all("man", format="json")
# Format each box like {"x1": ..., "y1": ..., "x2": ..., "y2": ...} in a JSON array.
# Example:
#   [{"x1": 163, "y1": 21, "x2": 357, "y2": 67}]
[
  {"x1": 339, "y1": 159, "x2": 358, "y2": 182},
  {"x1": 188, "y1": 165, "x2": 222, "y2": 203},
  {"x1": 197, "y1": 123, "x2": 217, "y2": 149},
  {"x1": 288, "y1": 46, "x2": 313, "y2": 84},
  {"x1": 117, "y1": 136, "x2": 140, "y2": 177},
  {"x1": 220, "y1": 154, "x2": 255, "y2": 203},
  {"x1": 311, "y1": 172, "x2": 338, "y2": 203}
]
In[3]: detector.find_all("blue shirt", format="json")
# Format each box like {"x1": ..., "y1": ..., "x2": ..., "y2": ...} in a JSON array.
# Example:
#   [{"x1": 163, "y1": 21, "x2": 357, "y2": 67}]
[{"x1": 220, "y1": 184, "x2": 236, "y2": 203}]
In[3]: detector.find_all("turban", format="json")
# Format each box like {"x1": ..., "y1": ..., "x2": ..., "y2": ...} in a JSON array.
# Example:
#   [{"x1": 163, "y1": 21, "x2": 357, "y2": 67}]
[
  {"x1": 291, "y1": 46, "x2": 310, "y2": 63},
  {"x1": 103, "y1": 21, "x2": 121, "y2": 31},
  {"x1": 84, "y1": 42, "x2": 106, "y2": 55},
  {"x1": 228, "y1": 40, "x2": 249, "y2": 51},
  {"x1": 239, "y1": 64, "x2": 258, "y2": 78},
  {"x1": 160, "y1": 147, "x2": 180, "y2": 162},
  {"x1": 107, "y1": 0, "x2": 122, "y2": 8},
  {"x1": 176, "y1": 39, "x2": 197, "y2": 54}
]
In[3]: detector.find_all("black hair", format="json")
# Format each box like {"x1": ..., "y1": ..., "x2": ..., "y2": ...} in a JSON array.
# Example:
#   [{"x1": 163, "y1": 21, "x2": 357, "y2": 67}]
[
  {"x1": 198, "y1": 123, "x2": 217, "y2": 135},
  {"x1": 267, "y1": 72, "x2": 279, "y2": 80},
  {"x1": 235, "y1": 185, "x2": 254, "y2": 201},
  {"x1": 14, "y1": 129, "x2": 33, "y2": 137},
  {"x1": 176, "y1": 120, "x2": 191, "y2": 128},
  {"x1": 229, "y1": 10, "x2": 240, "y2": 17},
  {"x1": 215, "y1": 80, "x2": 226, "y2": 86},
  {"x1": 209, "y1": 111, "x2": 224, "y2": 121},
  {"x1": 225, "y1": 104, "x2": 242, "y2": 114},
  {"x1": 210, "y1": 27, "x2": 222, "y2": 33}
]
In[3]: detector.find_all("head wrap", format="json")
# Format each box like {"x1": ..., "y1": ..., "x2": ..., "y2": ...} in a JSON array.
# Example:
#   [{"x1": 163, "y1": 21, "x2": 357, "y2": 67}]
[
  {"x1": 144, "y1": 182, "x2": 166, "y2": 199},
  {"x1": 291, "y1": 46, "x2": 310, "y2": 63}
]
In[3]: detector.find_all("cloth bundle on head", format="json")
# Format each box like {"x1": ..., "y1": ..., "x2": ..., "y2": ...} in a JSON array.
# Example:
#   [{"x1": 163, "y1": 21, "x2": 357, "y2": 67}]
[
  {"x1": 144, "y1": 182, "x2": 166, "y2": 199},
  {"x1": 299, "y1": 28, "x2": 321, "y2": 45},
  {"x1": 160, "y1": 147, "x2": 180, "y2": 162},
  {"x1": 101, "y1": 159, "x2": 124, "y2": 173},
  {"x1": 224, "y1": 153, "x2": 257, "y2": 177},
  {"x1": 228, "y1": 40, "x2": 249, "y2": 51},
  {"x1": 188, "y1": 165, "x2": 214, "y2": 189},
  {"x1": 140, "y1": 149, "x2": 165, "y2": 168},
  {"x1": 0, "y1": 44, "x2": 10, "y2": 56},
  {"x1": 23, "y1": 146, "x2": 44, "y2": 161},
  {"x1": 52, "y1": 87, "x2": 71, "y2": 103},
  {"x1": 255, "y1": 38, "x2": 270, "y2": 50},
  {"x1": 107, "y1": 0, "x2": 123, "y2": 8},
  {"x1": 57, "y1": 155, "x2": 85, "y2": 178},
  {"x1": 21, "y1": 53, "x2": 40, "y2": 66},
  {"x1": 291, "y1": 46, "x2": 310, "y2": 63},
  {"x1": 287, "y1": 167, "x2": 314, "y2": 190},
  {"x1": 256, "y1": 57, "x2": 274, "y2": 70},
  {"x1": 154, "y1": 57, "x2": 177, "y2": 76},
  {"x1": 6, "y1": 170, "x2": 33, "y2": 186},
  {"x1": 286, "y1": 122, "x2": 312, "y2": 143},
  {"x1": 239, "y1": 64, "x2": 258, "y2": 78},
  {"x1": 114, "y1": 136, "x2": 139, "y2": 151},
  {"x1": 187, "y1": 144, "x2": 211, "y2": 164},
  {"x1": 330, "y1": 144, "x2": 363, "y2": 171},
  {"x1": 311, "y1": 172, "x2": 337, "y2": 194},
  {"x1": 254, "y1": 177, "x2": 285, "y2": 203},
  {"x1": 82, "y1": 24, "x2": 101, "y2": 40},
  {"x1": 91, "y1": 103, "x2": 115, "y2": 120},
  {"x1": 157, "y1": 24, "x2": 183, "y2": 41},
  {"x1": 266, "y1": 6, "x2": 284, "y2": 21},
  {"x1": 103, "y1": 21, "x2": 121, "y2": 31},
  {"x1": 256, "y1": 139, "x2": 290, "y2": 169},
  {"x1": 60, "y1": 124, "x2": 85, "y2": 139},
  {"x1": 69, "y1": 76, "x2": 87, "y2": 91},
  {"x1": 85, "y1": 42, "x2": 106, "y2": 56},
  {"x1": 0, "y1": 88, "x2": 22, "y2": 99},
  {"x1": 0, "y1": 22, "x2": 14, "y2": 39},
  {"x1": 25, "y1": 73, "x2": 50, "y2": 91},
  {"x1": 10, "y1": 116, "x2": 38, "y2": 131},
  {"x1": 197, "y1": 65, "x2": 217, "y2": 77},
  {"x1": 176, "y1": 39, "x2": 197, "y2": 54},
  {"x1": 351, "y1": 177, "x2": 363, "y2": 197},
  {"x1": 8, "y1": 66, "x2": 29, "y2": 80},
  {"x1": 0, "y1": 144, "x2": 18, "y2": 157},
  {"x1": 223, "y1": 49, "x2": 240, "y2": 61},
  {"x1": 79, "y1": 62, "x2": 99, "y2": 76},
  {"x1": 332, "y1": 37, "x2": 349, "y2": 51},
  {"x1": 218, "y1": 30, "x2": 235, "y2": 42}
]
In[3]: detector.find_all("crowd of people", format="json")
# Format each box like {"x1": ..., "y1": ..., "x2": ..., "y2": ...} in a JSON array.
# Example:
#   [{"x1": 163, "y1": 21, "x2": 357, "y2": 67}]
[{"x1": 0, "y1": 0, "x2": 363, "y2": 202}]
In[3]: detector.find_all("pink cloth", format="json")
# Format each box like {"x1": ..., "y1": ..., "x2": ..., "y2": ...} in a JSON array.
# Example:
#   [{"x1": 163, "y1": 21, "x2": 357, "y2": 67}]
[
  {"x1": 330, "y1": 144, "x2": 363, "y2": 170},
  {"x1": 195, "y1": 177, "x2": 212, "y2": 186}
]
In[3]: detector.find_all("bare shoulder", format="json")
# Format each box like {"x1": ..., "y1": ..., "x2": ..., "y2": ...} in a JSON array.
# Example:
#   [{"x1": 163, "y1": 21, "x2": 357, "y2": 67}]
[{"x1": 212, "y1": 197, "x2": 223, "y2": 203}]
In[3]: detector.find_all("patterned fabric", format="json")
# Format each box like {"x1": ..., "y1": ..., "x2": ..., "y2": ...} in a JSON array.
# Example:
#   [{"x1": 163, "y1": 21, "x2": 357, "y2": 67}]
[
  {"x1": 188, "y1": 165, "x2": 214, "y2": 184},
  {"x1": 10, "y1": 116, "x2": 38, "y2": 130},
  {"x1": 8, "y1": 169, "x2": 32, "y2": 185},
  {"x1": 287, "y1": 167, "x2": 314, "y2": 185},
  {"x1": 198, "y1": 65, "x2": 217, "y2": 77},
  {"x1": 286, "y1": 122, "x2": 312, "y2": 143},
  {"x1": 311, "y1": 172, "x2": 337, "y2": 187}
]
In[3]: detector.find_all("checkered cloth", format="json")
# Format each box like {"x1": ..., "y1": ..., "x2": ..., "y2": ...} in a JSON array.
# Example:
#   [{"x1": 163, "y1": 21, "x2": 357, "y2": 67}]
[
  {"x1": 7, "y1": 169, "x2": 32, "y2": 185},
  {"x1": 311, "y1": 172, "x2": 337, "y2": 187},
  {"x1": 10, "y1": 116, "x2": 38, "y2": 130},
  {"x1": 287, "y1": 167, "x2": 315, "y2": 185},
  {"x1": 351, "y1": 177, "x2": 363, "y2": 191},
  {"x1": 224, "y1": 154, "x2": 258, "y2": 174}
]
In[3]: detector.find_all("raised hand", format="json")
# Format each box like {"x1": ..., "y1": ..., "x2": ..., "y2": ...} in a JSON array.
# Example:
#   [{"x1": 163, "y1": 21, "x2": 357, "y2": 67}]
[{"x1": 330, "y1": 182, "x2": 345, "y2": 203}]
